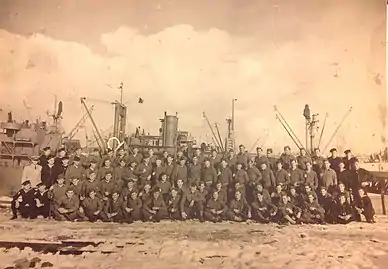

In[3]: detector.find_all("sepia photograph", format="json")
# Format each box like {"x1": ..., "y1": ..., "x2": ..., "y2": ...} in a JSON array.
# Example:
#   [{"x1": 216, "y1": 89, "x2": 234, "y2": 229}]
[{"x1": 0, "y1": 0, "x2": 386, "y2": 268}]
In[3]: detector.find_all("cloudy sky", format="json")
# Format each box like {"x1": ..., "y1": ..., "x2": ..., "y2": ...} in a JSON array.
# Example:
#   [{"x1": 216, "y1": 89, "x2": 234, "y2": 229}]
[{"x1": 0, "y1": 0, "x2": 385, "y2": 154}]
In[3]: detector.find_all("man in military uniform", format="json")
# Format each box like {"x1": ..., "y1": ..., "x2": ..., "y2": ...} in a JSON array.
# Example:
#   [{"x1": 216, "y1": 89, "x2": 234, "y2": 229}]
[
  {"x1": 21, "y1": 156, "x2": 42, "y2": 187},
  {"x1": 343, "y1": 149, "x2": 357, "y2": 171},
  {"x1": 328, "y1": 148, "x2": 342, "y2": 177},
  {"x1": 192, "y1": 148, "x2": 205, "y2": 165},
  {"x1": 128, "y1": 147, "x2": 143, "y2": 165},
  {"x1": 236, "y1": 145, "x2": 248, "y2": 169},
  {"x1": 266, "y1": 148, "x2": 277, "y2": 172},
  {"x1": 54, "y1": 148, "x2": 67, "y2": 166},
  {"x1": 320, "y1": 159, "x2": 338, "y2": 193},
  {"x1": 279, "y1": 146, "x2": 296, "y2": 170},
  {"x1": 312, "y1": 148, "x2": 325, "y2": 179},
  {"x1": 11, "y1": 180, "x2": 35, "y2": 219},
  {"x1": 297, "y1": 148, "x2": 312, "y2": 171},
  {"x1": 39, "y1": 147, "x2": 51, "y2": 166},
  {"x1": 348, "y1": 159, "x2": 376, "y2": 200},
  {"x1": 54, "y1": 187, "x2": 85, "y2": 221},
  {"x1": 69, "y1": 147, "x2": 86, "y2": 167},
  {"x1": 255, "y1": 147, "x2": 269, "y2": 169},
  {"x1": 226, "y1": 149, "x2": 237, "y2": 172}
]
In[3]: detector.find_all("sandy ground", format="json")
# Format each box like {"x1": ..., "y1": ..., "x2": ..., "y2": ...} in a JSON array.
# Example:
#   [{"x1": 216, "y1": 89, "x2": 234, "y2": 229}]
[{"x1": 0, "y1": 211, "x2": 388, "y2": 269}]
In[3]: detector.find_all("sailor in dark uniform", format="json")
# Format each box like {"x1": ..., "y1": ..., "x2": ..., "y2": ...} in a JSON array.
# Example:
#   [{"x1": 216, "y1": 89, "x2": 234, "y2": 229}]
[
  {"x1": 39, "y1": 147, "x2": 51, "y2": 166},
  {"x1": 327, "y1": 148, "x2": 342, "y2": 177},
  {"x1": 348, "y1": 159, "x2": 376, "y2": 202},
  {"x1": 312, "y1": 148, "x2": 325, "y2": 176},
  {"x1": 55, "y1": 147, "x2": 67, "y2": 166},
  {"x1": 11, "y1": 180, "x2": 35, "y2": 219},
  {"x1": 342, "y1": 149, "x2": 357, "y2": 171}
]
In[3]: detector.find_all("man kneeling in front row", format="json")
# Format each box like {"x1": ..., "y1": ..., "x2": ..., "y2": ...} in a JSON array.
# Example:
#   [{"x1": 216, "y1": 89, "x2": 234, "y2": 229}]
[
  {"x1": 54, "y1": 187, "x2": 86, "y2": 221},
  {"x1": 226, "y1": 190, "x2": 251, "y2": 222},
  {"x1": 11, "y1": 180, "x2": 35, "y2": 220},
  {"x1": 82, "y1": 190, "x2": 108, "y2": 222},
  {"x1": 180, "y1": 183, "x2": 204, "y2": 222},
  {"x1": 204, "y1": 190, "x2": 227, "y2": 222}
]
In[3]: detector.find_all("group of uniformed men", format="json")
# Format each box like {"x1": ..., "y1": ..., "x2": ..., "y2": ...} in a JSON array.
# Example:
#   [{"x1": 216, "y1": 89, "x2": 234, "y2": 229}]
[{"x1": 11, "y1": 144, "x2": 376, "y2": 224}]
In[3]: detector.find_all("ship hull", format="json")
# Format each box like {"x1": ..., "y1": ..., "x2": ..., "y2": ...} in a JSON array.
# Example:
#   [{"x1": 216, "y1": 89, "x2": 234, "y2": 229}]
[{"x1": 0, "y1": 167, "x2": 23, "y2": 196}]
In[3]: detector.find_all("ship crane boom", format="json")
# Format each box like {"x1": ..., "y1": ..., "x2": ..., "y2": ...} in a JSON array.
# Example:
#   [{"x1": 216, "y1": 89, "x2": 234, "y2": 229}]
[
  {"x1": 322, "y1": 106, "x2": 353, "y2": 153},
  {"x1": 274, "y1": 106, "x2": 310, "y2": 156},
  {"x1": 80, "y1": 97, "x2": 107, "y2": 152},
  {"x1": 66, "y1": 105, "x2": 95, "y2": 139},
  {"x1": 214, "y1": 123, "x2": 225, "y2": 152},
  {"x1": 203, "y1": 112, "x2": 223, "y2": 152}
]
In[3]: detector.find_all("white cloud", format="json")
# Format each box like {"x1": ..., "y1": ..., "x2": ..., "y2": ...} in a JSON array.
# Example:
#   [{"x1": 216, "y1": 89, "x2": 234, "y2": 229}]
[{"x1": 0, "y1": 17, "x2": 385, "y2": 154}]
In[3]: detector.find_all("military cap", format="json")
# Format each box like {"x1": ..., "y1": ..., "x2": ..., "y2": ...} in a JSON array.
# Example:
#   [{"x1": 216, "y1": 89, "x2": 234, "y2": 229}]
[
  {"x1": 22, "y1": 180, "x2": 31, "y2": 186},
  {"x1": 43, "y1": 147, "x2": 51, "y2": 151},
  {"x1": 284, "y1": 146, "x2": 291, "y2": 151},
  {"x1": 344, "y1": 149, "x2": 351, "y2": 154},
  {"x1": 31, "y1": 156, "x2": 39, "y2": 161},
  {"x1": 36, "y1": 182, "x2": 46, "y2": 188},
  {"x1": 267, "y1": 148, "x2": 273, "y2": 153},
  {"x1": 256, "y1": 147, "x2": 263, "y2": 151},
  {"x1": 330, "y1": 148, "x2": 337, "y2": 153},
  {"x1": 58, "y1": 147, "x2": 66, "y2": 152}
]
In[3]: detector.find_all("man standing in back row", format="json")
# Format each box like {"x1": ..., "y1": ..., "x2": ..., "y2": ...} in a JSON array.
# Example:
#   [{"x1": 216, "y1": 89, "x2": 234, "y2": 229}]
[
  {"x1": 328, "y1": 148, "x2": 342, "y2": 177},
  {"x1": 343, "y1": 149, "x2": 356, "y2": 171}
]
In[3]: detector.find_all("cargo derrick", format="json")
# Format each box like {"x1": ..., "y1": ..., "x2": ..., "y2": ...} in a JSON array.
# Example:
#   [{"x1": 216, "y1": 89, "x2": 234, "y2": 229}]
[{"x1": 80, "y1": 82, "x2": 195, "y2": 156}]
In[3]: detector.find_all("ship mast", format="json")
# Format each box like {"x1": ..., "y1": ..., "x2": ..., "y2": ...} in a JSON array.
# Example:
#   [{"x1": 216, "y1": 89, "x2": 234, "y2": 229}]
[
  {"x1": 303, "y1": 104, "x2": 320, "y2": 154},
  {"x1": 226, "y1": 98, "x2": 237, "y2": 151}
]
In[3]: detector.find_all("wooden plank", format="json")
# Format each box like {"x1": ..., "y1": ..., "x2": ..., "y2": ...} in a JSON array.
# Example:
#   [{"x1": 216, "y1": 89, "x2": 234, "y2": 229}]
[{"x1": 0, "y1": 240, "x2": 116, "y2": 255}]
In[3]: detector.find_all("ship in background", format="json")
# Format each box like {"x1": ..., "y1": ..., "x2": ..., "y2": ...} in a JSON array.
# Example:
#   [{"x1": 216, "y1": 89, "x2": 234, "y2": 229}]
[
  {"x1": 0, "y1": 99, "x2": 64, "y2": 196},
  {"x1": 1, "y1": 88, "x2": 388, "y2": 205},
  {"x1": 0, "y1": 85, "x2": 197, "y2": 196}
]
